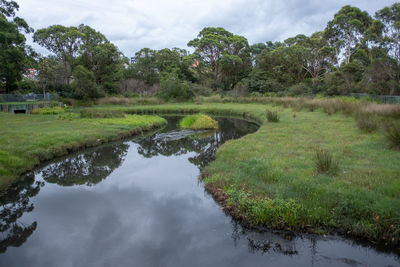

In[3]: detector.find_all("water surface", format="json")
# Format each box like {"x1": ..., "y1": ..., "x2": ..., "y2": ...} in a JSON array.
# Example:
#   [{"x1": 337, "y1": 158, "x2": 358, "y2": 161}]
[{"x1": 0, "y1": 117, "x2": 399, "y2": 267}]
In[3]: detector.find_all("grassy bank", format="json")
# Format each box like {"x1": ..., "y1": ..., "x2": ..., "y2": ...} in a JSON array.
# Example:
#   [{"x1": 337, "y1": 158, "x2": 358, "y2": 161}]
[
  {"x1": 0, "y1": 113, "x2": 167, "y2": 188},
  {"x1": 92, "y1": 102, "x2": 400, "y2": 246}
]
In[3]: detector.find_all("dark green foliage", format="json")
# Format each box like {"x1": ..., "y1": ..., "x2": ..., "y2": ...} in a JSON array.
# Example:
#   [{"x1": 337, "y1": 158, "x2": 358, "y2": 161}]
[
  {"x1": 314, "y1": 148, "x2": 338, "y2": 175},
  {"x1": 188, "y1": 27, "x2": 252, "y2": 90},
  {"x1": 157, "y1": 73, "x2": 194, "y2": 102},
  {"x1": 0, "y1": 0, "x2": 32, "y2": 93},
  {"x1": 72, "y1": 65, "x2": 103, "y2": 99},
  {"x1": 189, "y1": 83, "x2": 213, "y2": 96},
  {"x1": 384, "y1": 122, "x2": 400, "y2": 149},
  {"x1": 266, "y1": 110, "x2": 279, "y2": 122},
  {"x1": 287, "y1": 83, "x2": 311, "y2": 96}
]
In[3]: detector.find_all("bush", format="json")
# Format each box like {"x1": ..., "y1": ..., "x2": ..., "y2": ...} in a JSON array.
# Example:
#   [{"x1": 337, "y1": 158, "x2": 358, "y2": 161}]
[
  {"x1": 157, "y1": 73, "x2": 194, "y2": 102},
  {"x1": 31, "y1": 106, "x2": 65, "y2": 115},
  {"x1": 189, "y1": 83, "x2": 213, "y2": 97},
  {"x1": 226, "y1": 82, "x2": 250, "y2": 97},
  {"x1": 287, "y1": 83, "x2": 311, "y2": 96},
  {"x1": 384, "y1": 122, "x2": 400, "y2": 149},
  {"x1": 356, "y1": 114, "x2": 378, "y2": 133},
  {"x1": 58, "y1": 112, "x2": 79, "y2": 120},
  {"x1": 314, "y1": 148, "x2": 338, "y2": 175},
  {"x1": 266, "y1": 110, "x2": 279, "y2": 122},
  {"x1": 72, "y1": 65, "x2": 104, "y2": 100}
]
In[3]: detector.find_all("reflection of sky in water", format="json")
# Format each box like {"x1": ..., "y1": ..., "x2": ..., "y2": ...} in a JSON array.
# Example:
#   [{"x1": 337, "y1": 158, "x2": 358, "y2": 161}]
[{"x1": 0, "y1": 118, "x2": 399, "y2": 267}]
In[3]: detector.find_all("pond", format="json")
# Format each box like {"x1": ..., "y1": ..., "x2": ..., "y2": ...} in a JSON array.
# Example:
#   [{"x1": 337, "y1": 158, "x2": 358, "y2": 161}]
[{"x1": 0, "y1": 117, "x2": 399, "y2": 267}]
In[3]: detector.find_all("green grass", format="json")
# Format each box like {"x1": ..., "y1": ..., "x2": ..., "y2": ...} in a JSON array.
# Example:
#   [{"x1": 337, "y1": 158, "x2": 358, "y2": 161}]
[
  {"x1": 0, "y1": 113, "x2": 167, "y2": 188},
  {"x1": 31, "y1": 106, "x2": 65, "y2": 115},
  {"x1": 90, "y1": 102, "x2": 400, "y2": 246},
  {"x1": 179, "y1": 114, "x2": 218, "y2": 130}
]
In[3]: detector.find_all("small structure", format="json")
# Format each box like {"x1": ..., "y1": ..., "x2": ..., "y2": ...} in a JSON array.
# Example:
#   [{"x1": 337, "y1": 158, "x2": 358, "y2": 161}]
[{"x1": 0, "y1": 93, "x2": 61, "y2": 114}]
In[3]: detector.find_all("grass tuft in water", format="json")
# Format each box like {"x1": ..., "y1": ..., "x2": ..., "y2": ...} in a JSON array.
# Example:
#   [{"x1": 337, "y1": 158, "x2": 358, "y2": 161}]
[{"x1": 180, "y1": 114, "x2": 218, "y2": 130}]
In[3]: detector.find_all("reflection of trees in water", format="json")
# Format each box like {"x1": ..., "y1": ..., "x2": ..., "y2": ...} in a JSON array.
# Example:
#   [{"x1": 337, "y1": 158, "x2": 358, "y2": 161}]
[
  {"x1": 0, "y1": 117, "x2": 258, "y2": 254},
  {"x1": 136, "y1": 118, "x2": 258, "y2": 168},
  {"x1": 230, "y1": 221, "x2": 298, "y2": 256},
  {"x1": 41, "y1": 143, "x2": 129, "y2": 186},
  {"x1": 0, "y1": 173, "x2": 43, "y2": 253}
]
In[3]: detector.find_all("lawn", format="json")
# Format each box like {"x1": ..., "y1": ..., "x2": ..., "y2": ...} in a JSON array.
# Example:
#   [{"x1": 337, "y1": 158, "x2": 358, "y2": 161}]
[
  {"x1": 91, "y1": 102, "x2": 400, "y2": 246},
  {"x1": 0, "y1": 112, "x2": 167, "y2": 188}
]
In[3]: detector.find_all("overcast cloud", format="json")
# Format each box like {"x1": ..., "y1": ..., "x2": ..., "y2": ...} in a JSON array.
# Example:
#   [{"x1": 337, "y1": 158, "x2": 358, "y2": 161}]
[{"x1": 16, "y1": 0, "x2": 398, "y2": 57}]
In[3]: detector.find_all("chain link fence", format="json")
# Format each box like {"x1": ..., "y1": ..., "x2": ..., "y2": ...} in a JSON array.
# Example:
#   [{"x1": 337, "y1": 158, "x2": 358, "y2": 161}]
[
  {"x1": 0, "y1": 93, "x2": 59, "y2": 103},
  {"x1": 351, "y1": 93, "x2": 400, "y2": 104}
]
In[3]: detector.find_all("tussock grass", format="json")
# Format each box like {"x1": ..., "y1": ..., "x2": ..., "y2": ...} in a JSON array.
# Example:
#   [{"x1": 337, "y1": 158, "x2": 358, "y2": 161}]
[
  {"x1": 180, "y1": 114, "x2": 218, "y2": 130},
  {"x1": 355, "y1": 114, "x2": 378, "y2": 133},
  {"x1": 384, "y1": 122, "x2": 400, "y2": 149},
  {"x1": 314, "y1": 148, "x2": 339, "y2": 175},
  {"x1": 266, "y1": 110, "x2": 279, "y2": 122},
  {"x1": 199, "y1": 95, "x2": 400, "y2": 118}
]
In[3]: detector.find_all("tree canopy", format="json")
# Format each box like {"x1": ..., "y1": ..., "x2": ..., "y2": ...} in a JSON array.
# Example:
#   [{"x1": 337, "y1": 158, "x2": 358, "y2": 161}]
[{"x1": 3, "y1": 1, "x2": 400, "y2": 97}]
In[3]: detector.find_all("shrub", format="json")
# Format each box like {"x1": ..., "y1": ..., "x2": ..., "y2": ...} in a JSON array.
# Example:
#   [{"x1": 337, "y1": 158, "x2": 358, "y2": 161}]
[
  {"x1": 80, "y1": 109, "x2": 125, "y2": 118},
  {"x1": 72, "y1": 65, "x2": 104, "y2": 100},
  {"x1": 384, "y1": 122, "x2": 400, "y2": 149},
  {"x1": 314, "y1": 148, "x2": 338, "y2": 175},
  {"x1": 266, "y1": 110, "x2": 279, "y2": 122},
  {"x1": 31, "y1": 106, "x2": 65, "y2": 115},
  {"x1": 356, "y1": 114, "x2": 378, "y2": 133},
  {"x1": 157, "y1": 73, "x2": 194, "y2": 102},
  {"x1": 180, "y1": 114, "x2": 218, "y2": 130},
  {"x1": 190, "y1": 83, "x2": 213, "y2": 97},
  {"x1": 96, "y1": 97, "x2": 130, "y2": 105},
  {"x1": 287, "y1": 83, "x2": 311, "y2": 96},
  {"x1": 226, "y1": 82, "x2": 250, "y2": 97},
  {"x1": 58, "y1": 113, "x2": 79, "y2": 120}
]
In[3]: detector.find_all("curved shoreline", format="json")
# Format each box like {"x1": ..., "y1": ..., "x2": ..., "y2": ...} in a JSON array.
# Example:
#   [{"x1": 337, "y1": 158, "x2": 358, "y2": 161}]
[
  {"x1": 3, "y1": 103, "x2": 400, "y2": 249},
  {"x1": 0, "y1": 114, "x2": 167, "y2": 191},
  {"x1": 90, "y1": 103, "x2": 400, "y2": 249}
]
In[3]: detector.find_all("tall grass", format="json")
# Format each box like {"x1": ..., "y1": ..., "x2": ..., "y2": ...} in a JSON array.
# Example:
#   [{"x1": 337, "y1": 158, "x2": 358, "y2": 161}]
[
  {"x1": 384, "y1": 122, "x2": 400, "y2": 149},
  {"x1": 198, "y1": 96, "x2": 400, "y2": 119},
  {"x1": 314, "y1": 148, "x2": 338, "y2": 175},
  {"x1": 266, "y1": 110, "x2": 279, "y2": 122},
  {"x1": 355, "y1": 114, "x2": 378, "y2": 133}
]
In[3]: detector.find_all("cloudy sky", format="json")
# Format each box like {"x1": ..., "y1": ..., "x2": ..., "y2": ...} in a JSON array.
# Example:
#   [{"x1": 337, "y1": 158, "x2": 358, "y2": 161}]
[{"x1": 17, "y1": 0, "x2": 398, "y2": 57}]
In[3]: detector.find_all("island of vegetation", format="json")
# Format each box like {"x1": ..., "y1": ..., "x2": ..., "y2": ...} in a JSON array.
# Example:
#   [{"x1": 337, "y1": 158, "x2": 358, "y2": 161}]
[
  {"x1": 1, "y1": 0, "x2": 400, "y2": 248},
  {"x1": 179, "y1": 114, "x2": 218, "y2": 130}
]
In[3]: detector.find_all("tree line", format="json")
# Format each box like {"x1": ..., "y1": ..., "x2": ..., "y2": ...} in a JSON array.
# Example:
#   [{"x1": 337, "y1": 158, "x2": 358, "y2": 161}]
[{"x1": 1, "y1": 0, "x2": 400, "y2": 99}]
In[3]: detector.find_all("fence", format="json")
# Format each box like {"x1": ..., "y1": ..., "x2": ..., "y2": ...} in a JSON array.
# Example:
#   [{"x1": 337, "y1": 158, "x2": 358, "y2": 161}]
[
  {"x1": 351, "y1": 93, "x2": 400, "y2": 104},
  {"x1": 0, "y1": 93, "x2": 59, "y2": 103}
]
